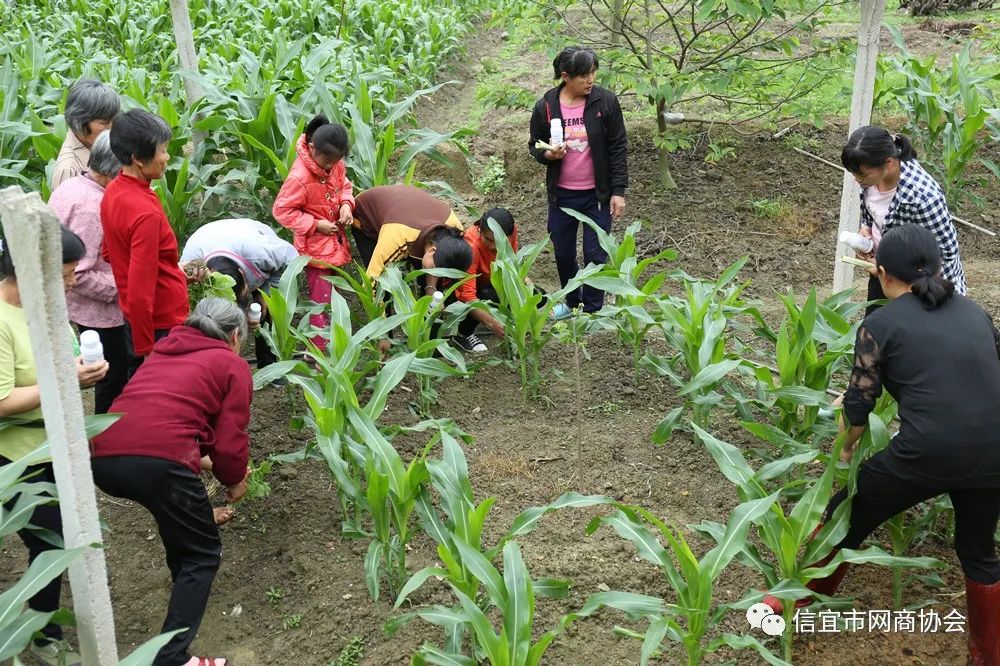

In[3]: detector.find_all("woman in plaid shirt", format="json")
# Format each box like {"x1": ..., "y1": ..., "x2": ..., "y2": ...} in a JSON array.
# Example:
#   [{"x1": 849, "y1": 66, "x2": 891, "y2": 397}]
[{"x1": 841, "y1": 126, "x2": 966, "y2": 312}]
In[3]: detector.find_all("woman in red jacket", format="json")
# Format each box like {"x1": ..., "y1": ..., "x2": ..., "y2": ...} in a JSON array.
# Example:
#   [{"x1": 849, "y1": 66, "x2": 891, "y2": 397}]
[
  {"x1": 102, "y1": 109, "x2": 196, "y2": 376},
  {"x1": 272, "y1": 114, "x2": 354, "y2": 352},
  {"x1": 91, "y1": 298, "x2": 253, "y2": 666}
]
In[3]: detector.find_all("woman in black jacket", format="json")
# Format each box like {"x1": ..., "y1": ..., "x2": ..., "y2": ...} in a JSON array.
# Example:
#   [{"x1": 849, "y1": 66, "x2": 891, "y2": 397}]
[
  {"x1": 528, "y1": 46, "x2": 628, "y2": 319},
  {"x1": 762, "y1": 224, "x2": 1000, "y2": 664}
]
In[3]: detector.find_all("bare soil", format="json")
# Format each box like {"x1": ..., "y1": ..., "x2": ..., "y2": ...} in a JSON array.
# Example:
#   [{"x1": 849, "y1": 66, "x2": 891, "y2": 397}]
[{"x1": 4, "y1": 17, "x2": 999, "y2": 666}]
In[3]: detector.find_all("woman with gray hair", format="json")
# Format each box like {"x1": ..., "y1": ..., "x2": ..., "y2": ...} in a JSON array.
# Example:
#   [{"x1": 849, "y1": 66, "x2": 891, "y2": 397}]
[
  {"x1": 48, "y1": 129, "x2": 128, "y2": 413},
  {"x1": 91, "y1": 297, "x2": 252, "y2": 666},
  {"x1": 51, "y1": 78, "x2": 121, "y2": 189}
]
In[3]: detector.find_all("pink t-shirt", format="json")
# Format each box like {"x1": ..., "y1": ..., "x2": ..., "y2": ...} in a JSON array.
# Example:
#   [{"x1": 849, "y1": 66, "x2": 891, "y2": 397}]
[
  {"x1": 556, "y1": 101, "x2": 595, "y2": 190},
  {"x1": 865, "y1": 186, "x2": 896, "y2": 249}
]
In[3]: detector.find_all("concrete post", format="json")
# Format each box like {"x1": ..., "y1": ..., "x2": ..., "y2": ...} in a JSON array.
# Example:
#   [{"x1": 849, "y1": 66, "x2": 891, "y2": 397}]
[
  {"x1": 0, "y1": 187, "x2": 119, "y2": 664},
  {"x1": 832, "y1": 0, "x2": 886, "y2": 293}
]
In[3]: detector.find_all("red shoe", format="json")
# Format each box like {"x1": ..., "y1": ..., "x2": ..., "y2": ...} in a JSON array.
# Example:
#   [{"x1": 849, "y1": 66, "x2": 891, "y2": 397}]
[{"x1": 966, "y1": 577, "x2": 1000, "y2": 666}]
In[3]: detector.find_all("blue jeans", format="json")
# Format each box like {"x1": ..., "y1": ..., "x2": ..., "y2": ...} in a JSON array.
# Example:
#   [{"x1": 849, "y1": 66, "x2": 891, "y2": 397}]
[{"x1": 547, "y1": 187, "x2": 613, "y2": 312}]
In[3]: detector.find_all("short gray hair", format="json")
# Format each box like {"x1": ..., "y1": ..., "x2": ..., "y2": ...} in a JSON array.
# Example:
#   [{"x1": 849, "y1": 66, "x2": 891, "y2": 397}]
[
  {"x1": 64, "y1": 79, "x2": 120, "y2": 135},
  {"x1": 185, "y1": 297, "x2": 248, "y2": 345},
  {"x1": 87, "y1": 130, "x2": 120, "y2": 178}
]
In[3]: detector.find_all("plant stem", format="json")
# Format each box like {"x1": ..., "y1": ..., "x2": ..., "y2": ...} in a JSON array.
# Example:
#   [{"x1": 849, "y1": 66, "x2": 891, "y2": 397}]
[{"x1": 893, "y1": 568, "x2": 903, "y2": 610}]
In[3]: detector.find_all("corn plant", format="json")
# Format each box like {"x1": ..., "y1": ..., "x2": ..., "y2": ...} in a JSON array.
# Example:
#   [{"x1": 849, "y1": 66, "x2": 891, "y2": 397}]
[
  {"x1": 694, "y1": 422, "x2": 945, "y2": 662},
  {"x1": 391, "y1": 431, "x2": 611, "y2": 656},
  {"x1": 486, "y1": 219, "x2": 602, "y2": 397},
  {"x1": 644, "y1": 258, "x2": 757, "y2": 444},
  {"x1": 881, "y1": 25, "x2": 1000, "y2": 208},
  {"x1": 586, "y1": 500, "x2": 789, "y2": 666},
  {"x1": 562, "y1": 211, "x2": 678, "y2": 382},
  {"x1": 743, "y1": 288, "x2": 860, "y2": 450}
]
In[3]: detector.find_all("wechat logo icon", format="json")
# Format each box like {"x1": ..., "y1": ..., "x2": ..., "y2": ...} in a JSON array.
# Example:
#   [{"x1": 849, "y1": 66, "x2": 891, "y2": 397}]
[{"x1": 746, "y1": 602, "x2": 786, "y2": 636}]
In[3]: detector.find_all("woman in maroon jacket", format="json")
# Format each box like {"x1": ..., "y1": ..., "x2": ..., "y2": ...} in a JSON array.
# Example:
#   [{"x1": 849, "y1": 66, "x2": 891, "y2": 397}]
[{"x1": 91, "y1": 298, "x2": 252, "y2": 666}]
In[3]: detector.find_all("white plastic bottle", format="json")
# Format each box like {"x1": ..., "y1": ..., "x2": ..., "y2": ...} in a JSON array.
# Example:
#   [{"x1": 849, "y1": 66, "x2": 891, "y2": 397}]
[
  {"x1": 549, "y1": 118, "x2": 564, "y2": 147},
  {"x1": 79, "y1": 329, "x2": 104, "y2": 365},
  {"x1": 839, "y1": 230, "x2": 874, "y2": 254},
  {"x1": 430, "y1": 291, "x2": 445, "y2": 309},
  {"x1": 248, "y1": 303, "x2": 262, "y2": 325}
]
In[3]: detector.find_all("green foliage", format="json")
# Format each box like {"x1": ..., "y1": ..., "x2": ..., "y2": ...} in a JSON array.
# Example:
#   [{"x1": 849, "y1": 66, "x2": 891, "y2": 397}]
[
  {"x1": 1, "y1": 0, "x2": 485, "y2": 238},
  {"x1": 587, "y1": 501, "x2": 788, "y2": 666},
  {"x1": 240, "y1": 459, "x2": 274, "y2": 503},
  {"x1": 471, "y1": 156, "x2": 506, "y2": 195},
  {"x1": 879, "y1": 25, "x2": 1000, "y2": 208},
  {"x1": 644, "y1": 258, "x2": 757, "y2": 442},
  {"x1": 331, "y1": 636, "x2": 365, "y2": 666},
  {"x1": 475, "y1": 81, "x2": 536, "y2": 112},
  {"x1": 694, "y1": 420, "x2": 946, "y2": 661},
  {"x1": 187, "y1": 270, "x2": 237, "y2": 310}
]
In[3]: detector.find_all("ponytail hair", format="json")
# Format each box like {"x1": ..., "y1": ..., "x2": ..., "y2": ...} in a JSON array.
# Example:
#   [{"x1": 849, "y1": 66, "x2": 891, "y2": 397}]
[
  {"x1": 476, "y1": 207, "x2": 515, "y2": 237},
  {"x1": 305, "y1": 114, "x2": 349, "y2": 160},
  {"x1": 552, "y1": 46, "x2": 599, "y2": 80},
  {"x1": 875, "y1": 224, "x2": 954, "y2": 310},
  {"x1": 185, "y1": 297, "x2": 248, "y2": 345},
  {"x1": 842, "y1": 125, "x2": 917, "y2": 174}
]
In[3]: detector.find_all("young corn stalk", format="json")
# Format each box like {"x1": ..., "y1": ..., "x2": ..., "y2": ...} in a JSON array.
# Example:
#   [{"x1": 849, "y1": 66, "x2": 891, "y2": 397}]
[
  {"x1": 562, "y1": 211, "x2": 678, "y2": 382},
  {"x1": 390, "y1": 431, "x2": 611, "y2": 657},
  {"x1": 485, "y1": 219, "x2": 601, "y2": 398},
  {"x1": 586, "y1": 501, "x2": 789, "y2": 666},
  {"x1": 745, "y1": 289, "x2": 860, "y2": 450},
  {"x1": 694, "y1": 422, "x2": 945, "y2": 662},
  {"x1": 379, "y1": 264, "x2": 470, "y2": 415},
  {"x1": 644, "y1": 258, "x2": 756, "y2": 444}
]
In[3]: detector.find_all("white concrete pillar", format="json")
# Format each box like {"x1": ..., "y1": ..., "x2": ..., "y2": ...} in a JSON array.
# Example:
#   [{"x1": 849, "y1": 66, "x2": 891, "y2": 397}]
[
  {"x1": 0, "y1": 187, "x2": 119, "y2": 664},
  {"x1": 833, "y1": 0, "x2": 886, "y2": 293}
]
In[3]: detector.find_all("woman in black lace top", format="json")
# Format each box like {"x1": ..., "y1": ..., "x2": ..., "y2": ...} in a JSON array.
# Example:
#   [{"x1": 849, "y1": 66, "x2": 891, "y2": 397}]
[{"x1": 764, "y1": 225, "x2": 1000, "y2": 664}]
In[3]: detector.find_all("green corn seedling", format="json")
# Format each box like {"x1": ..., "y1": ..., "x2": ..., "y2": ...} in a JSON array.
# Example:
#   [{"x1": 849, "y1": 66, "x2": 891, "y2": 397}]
[
  {"x1": 744, "y1": 288, "x2": 861, "y2": 451},
  {"x1": 694, "y1": 421, "x2": 945, "y2": 662},
  {"x1": 645, "y1": 258, "x2": 756, "y2": 443},
  {"x1": 586, "y1": 500, "x2": 789, "y2": 666},
  {"x1": 391, "y1": 431, "x2": 611, "y2": 656},
  {"x1": 486, "y1": 218, "x2": 601, "y2": 397},
  {"x1": 561, "y1": 210, "x2": 678, "y2": 382},
  {"x1": 378, "y1": 264, "x2": 470, "y2": 414}
]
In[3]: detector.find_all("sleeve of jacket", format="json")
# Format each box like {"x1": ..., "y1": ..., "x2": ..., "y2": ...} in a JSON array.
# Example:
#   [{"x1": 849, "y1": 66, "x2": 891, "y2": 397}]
[
  {"x1": 528, "y1": 98, "x2": 553, "y2": 166},
  {"x1": 272, "y1": 176, "x2": 317, "y2": 236},
  {"x1": 125, "y1": 213, "x2": 163, "y2": 356},
  {"x1": 911, "y1": 192, "x2": 959, "y2": 268},
  {"x1": 207, "y1": 361, "x2": 252, "y2": 486},
  {"x1": 606, "y1": 94, "x2": 629, "y2": 197},
  {"x1": 338, "y1": 166, "x2": 356, "y2": 212}
]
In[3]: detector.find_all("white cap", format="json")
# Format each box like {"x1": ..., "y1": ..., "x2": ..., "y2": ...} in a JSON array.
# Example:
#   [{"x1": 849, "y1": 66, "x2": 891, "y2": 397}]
[
  {"x1": 249, "y1": 303, "x2": 262, "y2": 315},
  {"x1": 80, "y1": 329, "x2": 101, "y2": 348}
]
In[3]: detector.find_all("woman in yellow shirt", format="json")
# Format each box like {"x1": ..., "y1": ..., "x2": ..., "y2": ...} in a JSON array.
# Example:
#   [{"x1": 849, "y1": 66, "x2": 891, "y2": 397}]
[{"x1": 0, "y1": 226, "x2": 108, "y2": 666}]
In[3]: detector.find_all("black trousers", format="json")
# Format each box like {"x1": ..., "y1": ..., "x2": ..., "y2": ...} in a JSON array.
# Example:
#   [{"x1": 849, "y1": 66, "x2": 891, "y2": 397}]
[
  {"x1": 254, "y1": 300, "x2": 276, "y2": 368},
  {"x1": 865, "y1": 275, "x2": 885, "y2": 317},
  {"x1": 352, "y1": 227, "x2": 378, "y2": 273},
  {"x1": 826, "y1": 450, "x2": 1000, "y2": 584},
  {"x1": 547, "y1": 187, "x2": 613, "y2": 313},
  {"x1": 92, "y1": 456, "x2": 222, "y2": 666},
  {"x1": 0, "y1": 457, "x2": 64, "y2": 644},
  {"x1": 74, "y1": 324, "x2": 129, "y2": 414},
  {"x1": 123, "y1": 321, "x2": 173, "y2": 379}
]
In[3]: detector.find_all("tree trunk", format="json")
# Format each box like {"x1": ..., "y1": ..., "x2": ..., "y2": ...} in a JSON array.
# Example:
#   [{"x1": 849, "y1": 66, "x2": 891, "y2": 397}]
[
  {"x1": 655, "y1": 99, "x2": 678, "y2": 190},
  {"x1": 610, "y1": 0, "x2": 624, "y2": 45}
]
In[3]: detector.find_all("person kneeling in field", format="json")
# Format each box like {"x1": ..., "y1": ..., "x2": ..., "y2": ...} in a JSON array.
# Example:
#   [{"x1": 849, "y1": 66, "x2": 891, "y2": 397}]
[
  {"x1": 761, "y1": 225, "x2": 1000, "y2": 664},
  {"x1": 180, "y1": 217, "x2": 298, "y2": 369},
  {"x1": 446, "y1": 207, "x2": 520, "y2": 351},
  {"x1": 91, "y1": 298, "x2": 253, "y2": 666}
]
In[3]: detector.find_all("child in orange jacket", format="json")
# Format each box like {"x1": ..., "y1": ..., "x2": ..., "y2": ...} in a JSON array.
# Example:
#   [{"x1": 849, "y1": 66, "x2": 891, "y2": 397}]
[{"x1": 272, "y1": 115, "x2": 354, "y2": 351}]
